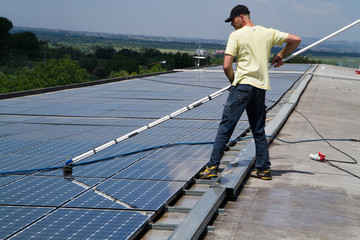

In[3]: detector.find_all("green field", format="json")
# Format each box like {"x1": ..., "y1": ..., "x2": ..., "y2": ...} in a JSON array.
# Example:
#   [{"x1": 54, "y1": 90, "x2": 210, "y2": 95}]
[{"x1": 311, "y1": 56, "x2": 360, "y2": 68}]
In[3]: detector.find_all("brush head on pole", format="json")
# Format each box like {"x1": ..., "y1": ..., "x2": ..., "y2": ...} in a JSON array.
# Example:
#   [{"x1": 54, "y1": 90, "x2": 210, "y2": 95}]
[{"x1": 63, "y1": 164, "x2": 73, "y2": 179}]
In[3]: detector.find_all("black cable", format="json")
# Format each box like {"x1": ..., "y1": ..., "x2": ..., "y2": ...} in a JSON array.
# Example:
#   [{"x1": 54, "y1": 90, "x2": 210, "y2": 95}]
[
  {"x1": 294, "y1": 108, "x2": 359, "y2": 179},
  {"x1": 325, "y1": 160, "x2": 360, "y2": 180}
]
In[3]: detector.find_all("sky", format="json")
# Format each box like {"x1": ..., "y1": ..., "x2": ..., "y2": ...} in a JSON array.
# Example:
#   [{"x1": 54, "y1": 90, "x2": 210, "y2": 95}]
[{"x1": 1, "y1": 0, "x2": 360, "y2": 42}]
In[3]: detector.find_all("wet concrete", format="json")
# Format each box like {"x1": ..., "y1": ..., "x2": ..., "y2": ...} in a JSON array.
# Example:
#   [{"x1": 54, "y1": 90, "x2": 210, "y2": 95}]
[{"x1": 205, "y1": 65, "x2": 360, "y2": 240}]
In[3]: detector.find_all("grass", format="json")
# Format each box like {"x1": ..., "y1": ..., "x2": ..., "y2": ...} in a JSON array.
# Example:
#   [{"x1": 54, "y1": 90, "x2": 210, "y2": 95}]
[{"x1": 311, "y1": 56, "x2": 360, "y2": 68}]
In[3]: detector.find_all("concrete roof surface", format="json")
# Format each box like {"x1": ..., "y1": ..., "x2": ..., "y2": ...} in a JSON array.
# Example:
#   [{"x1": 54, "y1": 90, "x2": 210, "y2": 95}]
[{"x1": 205, "y1": 64, "x2": 360, "y2": 240}]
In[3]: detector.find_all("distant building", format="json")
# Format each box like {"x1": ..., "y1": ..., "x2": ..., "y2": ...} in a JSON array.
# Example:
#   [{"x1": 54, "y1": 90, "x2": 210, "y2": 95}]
[{"x1": 214, "y1": 50, "x2": 225, "y2": 56}]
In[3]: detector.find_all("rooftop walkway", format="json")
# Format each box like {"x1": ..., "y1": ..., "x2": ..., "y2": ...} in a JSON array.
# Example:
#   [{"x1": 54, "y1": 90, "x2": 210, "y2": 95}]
[{"x1": 205, "y1": 64, "x2": 360, "y2": 240}]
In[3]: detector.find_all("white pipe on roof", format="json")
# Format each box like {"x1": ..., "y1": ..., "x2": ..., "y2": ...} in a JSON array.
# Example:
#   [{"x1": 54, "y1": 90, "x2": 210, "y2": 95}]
[{"x1": 282, "y1": 18, "x2": 360, "y2": 64}]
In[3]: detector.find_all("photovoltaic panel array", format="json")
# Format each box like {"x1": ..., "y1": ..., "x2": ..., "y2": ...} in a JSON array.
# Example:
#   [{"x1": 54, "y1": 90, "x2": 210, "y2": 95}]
[
  {"x1": 0, "y1": 64, "x2": 311, "y2": 239},
  {"x1": 1, "y1": 207, "x2": 150, "y2": 240}
]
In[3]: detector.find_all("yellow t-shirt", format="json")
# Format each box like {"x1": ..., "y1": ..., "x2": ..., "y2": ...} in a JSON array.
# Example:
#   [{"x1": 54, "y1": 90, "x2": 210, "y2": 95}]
[{"x1": 225, "y1": 25, "x2": 288, "y2": 89}]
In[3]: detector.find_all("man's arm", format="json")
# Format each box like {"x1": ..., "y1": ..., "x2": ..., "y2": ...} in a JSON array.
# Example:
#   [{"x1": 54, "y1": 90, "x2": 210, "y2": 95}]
[
  {"x1": 272, "y1": 33, "x2": 302, "y2": 68},
  {"x1": 223, "y1": 54, "x2": 235, "y2": 84}
]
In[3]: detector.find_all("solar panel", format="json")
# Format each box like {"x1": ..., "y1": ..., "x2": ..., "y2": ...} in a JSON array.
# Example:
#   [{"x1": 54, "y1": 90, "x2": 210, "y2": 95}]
[
  {"x1": 0, "y1": 64, "x2": 311, "y2": 239},
  {"x1": 0, "y1": 176, "x2": 101, "y2": 206},
  {"x1": 159, "y1": 119, "x2": 217, "y2": 129},
  {"x1": 65, "y1": 179, "x2": 185, "y2": 211},
  {"x1": 0, "y1": 139, "x2": 44, "y2": 154},
  {"x1": 0, "y1": 155, "x2": 64, "y2": 173},
  {"x1": 16, "y1": 140, "x2": 101, "y2": 157},
  {"x1": 0, "y1": 175, "x2": 23, "y2": 187},
  {"x1": 0, "y1": 206, "x2": 53, "y2": 239},
  {"x1": 36, "y1": 157, "x2": 138, "y2": 178},
  {"x1": 114, "y1": 158, "x2": 207, "y2": 181},
  {"x1": 4, "y1": 125, "x2": 98, "y2": 141},
  {"x1": 67, "y1": 117, "x2": 151, "y2": 127},
  {"x1": 6, "y1": 208, "x2": 152, "y2": 240}
]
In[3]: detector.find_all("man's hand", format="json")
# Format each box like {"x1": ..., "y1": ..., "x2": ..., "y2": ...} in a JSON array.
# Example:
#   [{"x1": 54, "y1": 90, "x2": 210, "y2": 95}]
[
  {"x1": 271, "y1": 55, "x2": 284, "y2": 68},
  {"x1": 272, "y1": 33, "x2": 301, "y2": 68}
]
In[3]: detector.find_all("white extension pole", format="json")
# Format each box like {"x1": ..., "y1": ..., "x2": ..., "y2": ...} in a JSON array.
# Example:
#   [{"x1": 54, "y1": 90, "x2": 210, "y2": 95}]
[
  {"x1": 282, "y1": 18, "x2": 360, "y2": 63},
  {"x1": 66, "y1": 85, "x2": 229, "y2": 165}
]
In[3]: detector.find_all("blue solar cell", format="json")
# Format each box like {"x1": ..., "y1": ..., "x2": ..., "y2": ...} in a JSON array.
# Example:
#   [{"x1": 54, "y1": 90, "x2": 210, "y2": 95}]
[
  {"x1": 16, "y1": 140, "x2": 101, "y2": 157},
  {"x1": 10, "y1": 208, "x2": 151, "y2": 240},
  {"x1": 65, "y1": 179, "x2": 185, "y2": 211},
  {"x1": 58, "y1": 126, "x2": 137, "y2": 142},
  {"x1": 4, "y1": 125, "x2": 98, "y2": 141},
  {"x1": 178, "y1": 128, "x2": 218, "y2": 138},
  {"x1": 145, "y1": 126, "x2": 196, "y2": 138},
  {"x1": 0, "y1": 123, "x2": 47, "y2": 137},
  {"x1": 36, "y1": 157, "x2": 138, "y2": 178},
  {"x1": 0, "y1": 115, "x2": 33, "y2": 124},
  {"x1": 159, "y1": 119, "x2": 214, "y2": 129},
  {"x1": 0, "y1": 206, "x2": 53, "y2": 239},
  {"x1": 114, "y1": 158, "x2": 207, "y2": 181},
  {"x1": 177, "y1": 108, "x2": 223, "y2": 120},
  {"x1": 0, "y1": 154, "x2": 64, "y2": 173},
  {"x1": 81, "y1": 142, "x2": 153, "y2": 162},
  {"x1": 67, "y1": 117, "x2": 151, "y2": 127},
  {"x1": 123, "y1": 133, "x2": 181, "y2": 146},
  {"x1": 21, "y1": 116, "x2": 76, "y2": 124},
  {"x1": 175, "y1": 122, "x2": 249, "y2": 142},
  {"x1": 0, "y1": 176, "x2": 101, "y2": 206},
  {"x1": 0, "y1": 175, "x2": 23, "y2": 187},
  {"x1": 143, "y1": 144, "x2": 212, "y2": 161},
  {"x1": 175, "y1": 134, "x2": 215, "y2": 143},
  {"x1": 99, "y1": 110, "x2": 172, "y2": 118},
  {"x1": 0, "y1": 139, "x2": 44, "y2": 154},
  {"x1": 0, "y1": 106, "x2": 32, "y2": 114}
]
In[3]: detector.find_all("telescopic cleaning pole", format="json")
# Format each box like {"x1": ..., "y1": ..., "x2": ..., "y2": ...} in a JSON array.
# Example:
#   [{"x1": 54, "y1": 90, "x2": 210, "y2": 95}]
[
  {"x1": 62, "y1": 18, "x2": 360, "y2": 178},
  {"x1": 280, "y1": 18, "x2": 360, "y2": 64}
]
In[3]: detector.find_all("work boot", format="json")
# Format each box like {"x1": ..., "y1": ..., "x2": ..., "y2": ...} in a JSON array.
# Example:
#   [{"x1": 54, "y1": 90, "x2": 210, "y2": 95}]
[
  {"x1": 199, "y1": 166, "x2": 218, "y2": 179},
  {"x1": 250, "y1": 168, "x2": 258, "y2": 177},
  {"x1": 251, "y1": 169, "x2": 272, "y2": 180}
]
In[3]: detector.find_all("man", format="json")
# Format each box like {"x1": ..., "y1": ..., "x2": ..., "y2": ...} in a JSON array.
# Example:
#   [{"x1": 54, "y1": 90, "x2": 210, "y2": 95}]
[{"x1": 200, "y1": 5, "x2": 301, "y2": 180}]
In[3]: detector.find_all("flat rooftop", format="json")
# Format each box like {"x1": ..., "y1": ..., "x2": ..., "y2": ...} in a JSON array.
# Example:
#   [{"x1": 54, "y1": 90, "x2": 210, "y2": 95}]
[
  {"x1": 1, "y1": 64, "x2": 359, "y2": 239},
  {"x1": 205, "y1": 64, "x2": 360, "y2": 240}
]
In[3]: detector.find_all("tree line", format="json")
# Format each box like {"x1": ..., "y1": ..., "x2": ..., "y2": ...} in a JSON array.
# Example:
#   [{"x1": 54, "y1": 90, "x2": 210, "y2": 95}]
[{"x1": 1, "y1": 17, "x2": 215, "y2": 94}]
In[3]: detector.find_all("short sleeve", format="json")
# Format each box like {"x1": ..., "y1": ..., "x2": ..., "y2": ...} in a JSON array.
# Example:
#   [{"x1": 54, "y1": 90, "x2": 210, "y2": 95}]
[
  {"x1": 271, "y1": 28, "x2": 289, "y2": 46},
  {"x1": 225, "y1": 34, "x2": 237, "y2": 56}
]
